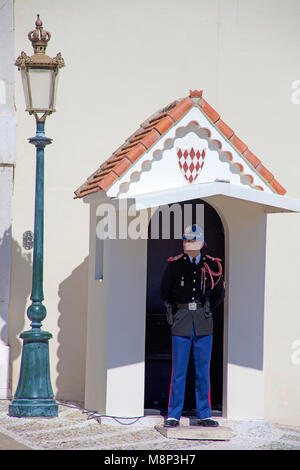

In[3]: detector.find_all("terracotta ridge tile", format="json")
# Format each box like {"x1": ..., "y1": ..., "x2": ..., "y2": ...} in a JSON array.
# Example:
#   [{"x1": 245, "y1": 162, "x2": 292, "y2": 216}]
[
  {"x1": 255, "y1": 162, "x2": 274, "y2": 183},
  {"x1": 142, "y1": 122, "x2": 162, "y2": 133},
  {"x1": 160, "y1": 100, "x2": 178, "y2": 113},
  {"x1": 83, "y1": 181, "x2": 101, "y2": 190},
  {"x1": 100, "y1": 156, "x2": 130, "y2": 172},
  {"x1": 215, "y1": 119, "x2": 234, "y2": 140},
  {"x1": 139, "y1": 100, "x2": 178, "y2": 128},
  {"x1": 102, "y1": 158, "x2": 132, "y2": 177},
  {"x1": 116, "y1": 141, "x2": 146, "y2": 155},
  {"x1": 74, "y1": 181, "x2": 93, "y2": 196},
  {"x1": 111, "y1": 137, "x2": 140, "y2": 155},
  {"x1": 148, "y1": 100, "x2": 179, "y2": 123},
  {"x1": 198, "y1": 98, "x2": 220, "y2": 123},
  {"x1": 228, "y1": 134, "x2": 248, "y2": 154},
  {"x1": 102, "y1": 167, "x2": 121, "y2": 177},
  {"x1": 142, "y1": 115, "x2": 175, "y2": 135},
  {"x1": 87, "y1": 172, "x2": 115, "y2": 185},
  {"x1": 148, "y1": 111, "x2": 174, "y2": 125},
  {"x1": 270, "y1": 178, "x2": 287, "y2": 195},
  {"x1": 78, "y1": 179, "x2": 107, "y2": 193},
  {"x1": 115, "y1": 143, "x2": 146, "y2": 161},
  {"x1": 103, "y1": 154, "x2": 131, "y2": 166},
  {"x1": 97, "y1": 171, "x2": 119, "y2": 191},
  {"x1": 128, "y1": 128, "x2": 160, "y2": 149},
  {"x1": 76, "y1": 164, "x2": 107, "y2": 189},
  {"x1": 113, "y1": 140, "x2": 148, "y2": 157},
  {"x1": 89, "y1": 179, "x2": 112, "y2": 190},
  {"x1": 86, "y1": 175, "x2": 104, "y2": 185},
  {"x1": 167, "y1": 97, "x2": 194, "y2": 121},
  {"x1": 242, "y1": 149, "x2": 261, "y2": 168},
  {"x1": 153, "y1": 115, "x2": 175, "y2": 134},
  {"x1": 89, "y1": 168, "x2": 112, "y2": 179},
  {"x1": 74, "y1": 186, "x2": 100, "y2": 199},
  {"x1": 130, "y1": 127, "x2": 160, "y2": 140},
  {"x1": 111, "y1": 122, "x2": 149, "y2": 156}
]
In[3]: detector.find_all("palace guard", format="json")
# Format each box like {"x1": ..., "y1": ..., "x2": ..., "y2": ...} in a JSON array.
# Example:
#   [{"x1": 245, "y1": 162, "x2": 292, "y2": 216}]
[{"x1": 160, "y1": 224, "x2": 225, "y2": 427}]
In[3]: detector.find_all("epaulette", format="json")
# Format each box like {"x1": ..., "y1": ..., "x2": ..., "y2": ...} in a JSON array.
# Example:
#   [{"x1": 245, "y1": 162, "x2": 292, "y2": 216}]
[{"x1": 168, "y1": 253, "x2": 184, "y2": 262}]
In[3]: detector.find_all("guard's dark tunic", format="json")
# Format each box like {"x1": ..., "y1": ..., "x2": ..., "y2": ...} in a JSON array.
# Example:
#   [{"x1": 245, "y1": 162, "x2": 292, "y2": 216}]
[{"x1": 160, "y1": 248, "x2": 225, "y2": 336}]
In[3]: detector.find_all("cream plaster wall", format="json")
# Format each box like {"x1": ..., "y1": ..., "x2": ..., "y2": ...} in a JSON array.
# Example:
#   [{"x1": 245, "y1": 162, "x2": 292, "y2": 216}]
[
  {"x1": 11, "y1": 0, "x2": 300, "y2": 424},
  {"x1": 0, "y1": 0, "x2": 15, "y2": 398}
]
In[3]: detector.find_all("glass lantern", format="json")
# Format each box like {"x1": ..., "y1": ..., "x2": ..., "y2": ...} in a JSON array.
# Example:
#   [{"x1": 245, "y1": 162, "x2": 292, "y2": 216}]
[{"x1": 15, "y1": 14, "x2": 65, "y2": 121}]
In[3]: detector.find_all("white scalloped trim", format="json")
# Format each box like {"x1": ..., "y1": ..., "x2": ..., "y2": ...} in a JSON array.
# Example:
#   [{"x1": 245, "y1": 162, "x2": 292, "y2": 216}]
[{"x1": 114, "y1": 120, "x2": 265, "y2": 198}]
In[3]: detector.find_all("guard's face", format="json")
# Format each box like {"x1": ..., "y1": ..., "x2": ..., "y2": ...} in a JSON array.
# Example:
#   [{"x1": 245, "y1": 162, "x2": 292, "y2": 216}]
[{"x1": 183, "y1": 239, "x2": 203, "y2": 251}]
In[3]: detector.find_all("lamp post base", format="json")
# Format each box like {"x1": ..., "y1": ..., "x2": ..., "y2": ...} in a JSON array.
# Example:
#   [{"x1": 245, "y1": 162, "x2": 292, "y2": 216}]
[
  {"x1": 9, "y1": 398, "x2": 58, "y2": 418},
  {"x1": 8, "y1": 329, "x2": 58, "y2": 418}
]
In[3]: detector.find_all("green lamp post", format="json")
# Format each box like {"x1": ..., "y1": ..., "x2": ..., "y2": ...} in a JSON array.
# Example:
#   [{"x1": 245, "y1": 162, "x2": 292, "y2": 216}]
[{"x1": 9, "y1": 15, "x2": 65, "y2": 418}]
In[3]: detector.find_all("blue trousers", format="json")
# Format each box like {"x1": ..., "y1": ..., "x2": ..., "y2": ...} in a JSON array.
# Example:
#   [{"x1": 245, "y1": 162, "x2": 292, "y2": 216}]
[{"x1": 168, "y1": 327, "x2": 213, "y2": 420}]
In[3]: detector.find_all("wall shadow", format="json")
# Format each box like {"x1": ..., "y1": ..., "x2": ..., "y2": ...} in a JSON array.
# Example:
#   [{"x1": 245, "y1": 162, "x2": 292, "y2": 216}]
[
  {"x1": 7, "y1": 235, "x2": 32, "y2": 390},
  {"x1": 56, "y1": 256, "x2": 89, "y2": 403},
  {"x1": 0, "y1": 227, "x2": 12, "y2": 346}
]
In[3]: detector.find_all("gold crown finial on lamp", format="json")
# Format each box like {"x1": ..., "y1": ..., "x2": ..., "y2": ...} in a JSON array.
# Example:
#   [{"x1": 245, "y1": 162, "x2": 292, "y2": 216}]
[{"x1": 28, "y1": 14, "x2": 51, "y2": 54}]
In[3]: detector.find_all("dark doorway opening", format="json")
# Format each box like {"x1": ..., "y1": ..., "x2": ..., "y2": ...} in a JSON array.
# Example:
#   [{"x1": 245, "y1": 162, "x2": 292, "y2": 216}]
[{"x1": 144, "y1": 198, "x2": 224, "y2": 417}]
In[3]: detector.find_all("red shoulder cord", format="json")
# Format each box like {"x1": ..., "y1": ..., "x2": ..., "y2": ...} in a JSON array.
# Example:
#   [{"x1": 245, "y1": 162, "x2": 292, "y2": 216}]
[{"x1": 201, "y1": 255, "x2": 223, "y2": 293}]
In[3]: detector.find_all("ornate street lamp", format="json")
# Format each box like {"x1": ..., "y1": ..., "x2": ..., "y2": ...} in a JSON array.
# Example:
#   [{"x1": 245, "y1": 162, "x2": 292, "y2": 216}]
[{"x1": 9, "y1": 15, "x2": 65, "y2": 417}]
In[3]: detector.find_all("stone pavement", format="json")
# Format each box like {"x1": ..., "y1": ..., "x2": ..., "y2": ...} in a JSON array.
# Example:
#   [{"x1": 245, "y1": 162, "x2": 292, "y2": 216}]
[
  {"x1": 0, "y1": 431, "x2": 31, "y2": 450},
  {"x1": 0, "y1": 399, "x2": 299, "y2": 451}
]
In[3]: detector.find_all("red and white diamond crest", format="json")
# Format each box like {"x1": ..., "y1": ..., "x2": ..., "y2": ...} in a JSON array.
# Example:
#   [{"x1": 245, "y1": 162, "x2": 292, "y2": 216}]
[{"x1": 177, "y1": 147, "x2": 206, "y2": 183}]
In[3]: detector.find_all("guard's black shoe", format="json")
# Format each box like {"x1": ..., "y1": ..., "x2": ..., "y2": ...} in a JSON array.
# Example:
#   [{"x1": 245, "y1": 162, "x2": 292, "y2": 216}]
[
  {"x1": 164, "y1": 418, "x2": 179, "y2": 428},
  {"x1": 197, "y1": 418, "x2": 219, "y2": 427}
]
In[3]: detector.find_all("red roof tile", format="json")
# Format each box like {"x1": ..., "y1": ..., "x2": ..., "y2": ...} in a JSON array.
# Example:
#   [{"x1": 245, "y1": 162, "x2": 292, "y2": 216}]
[
  {"x1": 74, "y1": 90, "x2": 287, "y2": 199},
  {"x1": 256, "y1": 163, "x2": 274, "y2": 183},
  {"x1": 229, "y1": 134, "x2": 248, "y2": 155},
  {"x1": 243, "y1": 149, "x2": 261, "y2": 168},
  {"x1": 270, "y1": 178, "x2": 286, "y2": 195},
  {"x1": 199, "y1": 98, "x2": 220, "y2": 123},
  {"x1": 215, "y1": 119, "x2": 234, "y2": 140}
]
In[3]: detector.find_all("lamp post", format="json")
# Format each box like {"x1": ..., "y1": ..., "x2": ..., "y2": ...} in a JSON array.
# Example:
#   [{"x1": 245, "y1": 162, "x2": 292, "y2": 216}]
[{"x1": 9, "y1": 15, "x2": 65, "y2": 418}]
